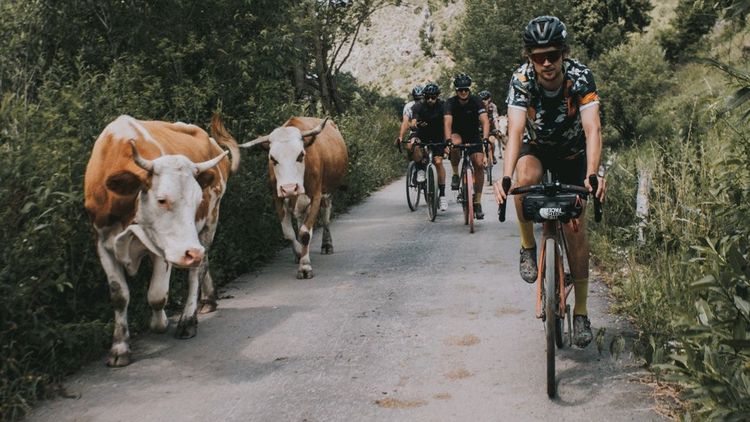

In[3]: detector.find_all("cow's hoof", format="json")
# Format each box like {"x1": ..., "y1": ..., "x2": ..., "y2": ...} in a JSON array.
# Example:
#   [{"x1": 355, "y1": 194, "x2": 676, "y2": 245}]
[
  {"x1": 321, "y1": 244, "x2": 334, "y2": 254},
  {"x1": 198, "y1": 300, "x2": 217, "y2": 314},
  {"x1": 175, "y1": 317, "x2": 197, "y2": 339},
  {"x1": 107, "y1": 352, "x2": 131, "y2": 367},
  {"x1": 150, "y1": 311, "x2": 169, "y2": 333},
  {"x1": 300, "y1": 231, "x2": 311, "y2": 246},
  {"x1": 296, "y1": 268, "x2": 314, "y2": 279}
]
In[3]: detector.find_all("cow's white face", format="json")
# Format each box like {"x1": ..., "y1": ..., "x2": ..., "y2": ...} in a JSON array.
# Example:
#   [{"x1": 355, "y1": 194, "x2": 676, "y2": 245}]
[
  {"x1": 133, "y1": 155, "x2": 208, "y2": 267},
  {"x1": 268, "y1": 127, "x2": 307, "y2": 198}
]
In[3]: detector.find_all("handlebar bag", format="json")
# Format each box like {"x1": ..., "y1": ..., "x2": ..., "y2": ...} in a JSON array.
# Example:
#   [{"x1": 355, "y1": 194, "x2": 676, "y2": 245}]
[{"x1": 521, "y1": 193, "x2": 583, "y2": 223}]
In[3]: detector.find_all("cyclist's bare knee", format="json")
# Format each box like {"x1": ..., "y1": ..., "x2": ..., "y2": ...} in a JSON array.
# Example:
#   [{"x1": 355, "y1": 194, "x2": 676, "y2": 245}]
[{"x1": 516, "y1": 155, "x2": 543, "y2": 185}]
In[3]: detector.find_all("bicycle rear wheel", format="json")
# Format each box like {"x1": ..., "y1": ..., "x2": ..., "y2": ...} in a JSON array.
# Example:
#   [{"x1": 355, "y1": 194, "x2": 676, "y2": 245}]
[
  {"x1": 406, "y1": 161, "x2": 421, "y2": 211},
  {"x1": 544, "y1": 237, "x2": 557, "y2": 398},
  {"x1": 426, "y1": 164, "x2": 438, "y2": 221},
  {"x1": 465, "y1": 168, "x2": 474, "y2": 233}
]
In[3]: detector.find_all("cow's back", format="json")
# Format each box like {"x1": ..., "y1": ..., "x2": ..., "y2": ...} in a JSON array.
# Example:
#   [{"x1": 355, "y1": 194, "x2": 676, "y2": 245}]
[
  {"x1": 283, "y1": 117, "x2": 348, "y2": 193},
  {"x1": 84, "y1": 115, "x2": 230, "y2": 228}
]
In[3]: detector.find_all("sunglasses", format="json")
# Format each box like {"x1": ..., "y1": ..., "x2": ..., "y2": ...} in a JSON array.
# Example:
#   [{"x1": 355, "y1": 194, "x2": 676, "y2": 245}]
[
  {"x1": 529, "y1": 49, "x2": 563, "y2": 65},
  {"x1": 425, "y1": 95, "x2": 438, "y2": 100},
  {"x1": 456, "y1": 88, "x2": 470, "y2": 93}
]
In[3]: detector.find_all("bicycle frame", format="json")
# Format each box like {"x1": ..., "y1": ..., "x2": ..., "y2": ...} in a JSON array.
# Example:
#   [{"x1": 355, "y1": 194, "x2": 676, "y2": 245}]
[{"x1": 535, "y1": 218, "x2": 574, "y2": 320}]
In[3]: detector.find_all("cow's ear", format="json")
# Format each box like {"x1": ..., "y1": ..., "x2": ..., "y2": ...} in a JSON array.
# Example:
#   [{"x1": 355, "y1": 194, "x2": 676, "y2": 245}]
[
  {"x1": 260, "y1": 140, "x2": 270, "y2": 151},
  {"x1": 106, "y1": 171, "x2": 143, "y2": 195},
  {"x1": 196, "y1": 169, "x2": 215, "y2": 189},
  {"x1": 303, "y1": 136, "x2": 317, "y2": 148}
]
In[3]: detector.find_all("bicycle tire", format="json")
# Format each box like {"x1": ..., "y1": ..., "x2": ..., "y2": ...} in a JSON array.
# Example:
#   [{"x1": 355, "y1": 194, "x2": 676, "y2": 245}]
[
  {"x1": 555, "y1": 317, "x2": 564, "y2": 348},
  {"x1": 426, "y1": 164, "x2": 438, "y2": 221},
  {"x1": 486, "y1": 160, "x2": 493, "y2": 185},
  {"x1": 406, "y1": 161, "x2": 420, "y2": 211},
  {"x1": 466, "y1": 167, "x2": 474, "y2": 233},
  {"x1": 545, "y1": 237, "x2": 557, "y2": 398}
]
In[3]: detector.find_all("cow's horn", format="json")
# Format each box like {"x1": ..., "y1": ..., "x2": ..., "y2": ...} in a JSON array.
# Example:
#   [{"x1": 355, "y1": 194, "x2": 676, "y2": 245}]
[
  {"x1": 130, "y1": 140, "x2": 154, "y2": 171},
  {"x1": 300, "y1": 117, "x2": 329, "y2": 138},
  {"x1": 238, "y1": 135, "x2": 270, "y2": 149},
  {"x1": 194, "y1": 150, "x2": 229, "y2": 173}
]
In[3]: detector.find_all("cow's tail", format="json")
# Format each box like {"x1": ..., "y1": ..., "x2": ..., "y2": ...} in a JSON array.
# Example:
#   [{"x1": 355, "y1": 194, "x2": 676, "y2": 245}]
[{"x1": 211, "y1": 113, "x2": 240, "y2": 173}]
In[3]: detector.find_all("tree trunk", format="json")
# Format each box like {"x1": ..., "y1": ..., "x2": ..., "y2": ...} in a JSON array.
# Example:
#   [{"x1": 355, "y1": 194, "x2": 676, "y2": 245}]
[{"x1": 314, "y1": 33, "x2": 334, "y2": 114}]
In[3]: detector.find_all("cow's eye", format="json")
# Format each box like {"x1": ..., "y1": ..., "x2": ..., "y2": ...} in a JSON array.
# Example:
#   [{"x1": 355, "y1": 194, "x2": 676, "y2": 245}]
[
  {"x1": 157, "y1": 198, "x2": 170, "y2": 209},
  {"x1": 296, "y1": 152, "x2": 305, "y2": 163},
  {"x1": 270, "y1": 156, "x2": 279, "y2": 165}
]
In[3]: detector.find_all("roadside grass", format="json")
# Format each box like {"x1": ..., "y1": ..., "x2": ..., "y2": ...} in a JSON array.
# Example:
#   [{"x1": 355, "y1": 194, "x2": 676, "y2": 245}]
[{"x1": 590, "y1": 56, "x2": 750, "y2": 419}]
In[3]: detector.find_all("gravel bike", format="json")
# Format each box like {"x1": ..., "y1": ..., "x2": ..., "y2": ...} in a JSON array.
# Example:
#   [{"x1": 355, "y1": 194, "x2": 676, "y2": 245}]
[
  {"x1": 400, "y1": 139, "x2": 446, "y2": 221},
  {"x1": 451, "y1": 141, "x2": 488, "y2": 233},
  {"x1": 498, "y1": 173, "x2": 602, "y2": 398}
]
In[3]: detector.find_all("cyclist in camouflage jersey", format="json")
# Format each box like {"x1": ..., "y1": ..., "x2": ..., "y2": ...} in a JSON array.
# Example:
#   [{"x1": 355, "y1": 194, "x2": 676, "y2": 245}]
[{"x1": 493, "y1": 15, "x2": 607, "y2": 348}]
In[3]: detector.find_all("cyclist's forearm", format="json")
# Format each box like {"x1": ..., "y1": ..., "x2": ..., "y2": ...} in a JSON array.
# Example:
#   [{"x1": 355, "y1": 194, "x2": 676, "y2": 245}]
[
  {"x1": 480, "y1": 114, "x2": 490, "y2": 140},
  {"x1": 581, "y1": 106, "x2": 602, "y2": 176},
  {"x1": 399, "y1": 116, "x2": 409, "y2": 139},
  {"x1": 504, "y1": 107, "x2": 526, "y2": 179},
  {"x1": 443, "y1": 115, "x2": 453, "y2": 141},
  {"x1": 503, "y1": 134, "x2": 522, "y2": 178}
]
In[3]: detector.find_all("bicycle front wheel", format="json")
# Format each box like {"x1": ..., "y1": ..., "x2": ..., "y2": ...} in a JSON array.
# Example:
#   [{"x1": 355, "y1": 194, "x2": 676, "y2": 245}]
[
  {"x1": 486, "y1": 159, "x2": 493, "y2": 185},
  {"x1": 426, "y1": 164, "x2": 438, "y2": 221},
  {"x1": 465, "y1": 168, "x2": 474, "y2": 233},
  {"x1": 544, "y1": 237, "x2": 557, "y2": 398},
  {"x1": 406, "y1": 161, "x2": 420, "y2": 211}
]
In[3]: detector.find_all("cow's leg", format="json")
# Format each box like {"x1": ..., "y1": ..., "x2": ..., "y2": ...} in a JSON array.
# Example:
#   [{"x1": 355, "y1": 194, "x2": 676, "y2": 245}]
[
  {"x1": 175, "y1": 261, "x2": 204, "y2": 339},
  {"x1": 320, "y1": 194, "x2": 334, "y2": 254},
  {"x1": 277, "y1": 197, "x2": 303, "y2": 259},
  {"x1": 198, "y1": 263, "x2": 217, "y2": 314},
  {"x1": 197, "y1": 221, "x2": 219, "y2": 314},
  {"x1": 148, "y1": 257, "x2": 172, "y2": 333},
  {"x1": 296, "y1": 194, "x2": 321, "y2": 279},
  {"x1": 96, "y1": 232, "x2": 131, "y2": 367}
]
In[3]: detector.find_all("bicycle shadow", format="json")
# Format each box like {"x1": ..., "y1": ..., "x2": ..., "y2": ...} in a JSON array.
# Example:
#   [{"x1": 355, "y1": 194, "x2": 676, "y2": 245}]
[{"x1": 550, "y1": 337, "x2": 647, "y2": 406}]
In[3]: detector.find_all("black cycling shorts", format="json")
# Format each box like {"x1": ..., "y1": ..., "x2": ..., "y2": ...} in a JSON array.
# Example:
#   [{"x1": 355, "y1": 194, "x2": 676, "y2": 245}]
[
  {"x1": 452, "y1": 132, "x2": 484, "y2": 155},
  {"x1": 412, "y1": 136, "x2": 446, "y2": 157},
  {"x1": 519, "y1": 143, "x2": 587, "y2": 187}
]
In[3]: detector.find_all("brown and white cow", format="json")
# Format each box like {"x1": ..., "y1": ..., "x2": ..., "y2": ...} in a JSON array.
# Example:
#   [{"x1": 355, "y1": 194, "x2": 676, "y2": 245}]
[
  {"x1": 240, "y1": 117, "x2": 348, "y2": 279},
  {"x1": 84, "y1": 114, "x2": 239, "y2": 366}
]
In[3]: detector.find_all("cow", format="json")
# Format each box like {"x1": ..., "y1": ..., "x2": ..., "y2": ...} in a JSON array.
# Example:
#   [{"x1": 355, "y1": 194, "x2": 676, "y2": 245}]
[
  {"x1": 83, "y1": 114, "x2": 239, "y2": 366},
  {"x1": 240, "y1": 117, "x2": 348, "y2": 279}
]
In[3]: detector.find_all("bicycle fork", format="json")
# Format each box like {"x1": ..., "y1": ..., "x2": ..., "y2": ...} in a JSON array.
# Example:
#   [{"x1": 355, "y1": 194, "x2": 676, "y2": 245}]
[{"x1": 535, "y1": 232, "x2": 572, "y2": 320}]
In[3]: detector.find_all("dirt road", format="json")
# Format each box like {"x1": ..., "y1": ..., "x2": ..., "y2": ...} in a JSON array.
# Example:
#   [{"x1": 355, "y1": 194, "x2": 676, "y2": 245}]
[{"x1": 29, "y1": 164, "x2": 660, "y2": 421}]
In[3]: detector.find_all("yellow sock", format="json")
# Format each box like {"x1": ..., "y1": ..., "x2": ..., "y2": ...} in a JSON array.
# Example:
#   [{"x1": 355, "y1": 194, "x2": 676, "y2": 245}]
[
  {"x1": 519, "y1": 221, "x2": 535, "y2": 249},
  {"x1": 474, "y1": 192, "x2": 482, "y2": 204},
  {"x1": 573, "y1": 277, "x2": 589, "y2": 316}
]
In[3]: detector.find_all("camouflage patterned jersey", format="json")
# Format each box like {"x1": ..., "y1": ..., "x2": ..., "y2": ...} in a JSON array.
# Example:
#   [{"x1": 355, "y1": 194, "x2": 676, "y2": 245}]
[{"x1": 506, "y1": 58, "x2": 600, "y2": 158}]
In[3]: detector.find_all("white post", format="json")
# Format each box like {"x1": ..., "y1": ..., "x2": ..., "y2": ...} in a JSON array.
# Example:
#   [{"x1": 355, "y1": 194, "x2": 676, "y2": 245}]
[{"x1": 636, "y1": 168, "x2": 652, "y2": 245}]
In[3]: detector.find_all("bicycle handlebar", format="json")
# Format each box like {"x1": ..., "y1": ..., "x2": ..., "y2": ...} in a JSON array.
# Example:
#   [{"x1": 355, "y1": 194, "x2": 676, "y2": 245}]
[{"x1": 497, "y1": 177, "x2": 604, "y2": 223}]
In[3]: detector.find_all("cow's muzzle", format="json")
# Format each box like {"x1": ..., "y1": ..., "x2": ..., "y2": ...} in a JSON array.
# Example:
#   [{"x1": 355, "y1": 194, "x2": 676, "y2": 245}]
[
  {"x1": 278, "y1": 183, "x2": 302, "y2": 198},
  {"x1": 175, "y1": 247, "x2": 205, "y2": 268}
]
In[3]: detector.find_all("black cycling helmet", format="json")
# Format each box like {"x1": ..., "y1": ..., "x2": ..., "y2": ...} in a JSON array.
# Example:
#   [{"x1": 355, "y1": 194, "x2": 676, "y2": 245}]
[
  {"x1": 478, "y1": 90, "x2": 491, "y2": 100},
  {"x1": 423, "y1": 83, "x2": 440, "y2": 96},
  {"x1": 411, "y1": 85, "x2": 424, "y2": 100},
  {"x1": 453, "y1": 73, "x2": 472, "y2": 89},
  {"x1": 523, "y1": 16, "x2": 567, "y2": 49}
]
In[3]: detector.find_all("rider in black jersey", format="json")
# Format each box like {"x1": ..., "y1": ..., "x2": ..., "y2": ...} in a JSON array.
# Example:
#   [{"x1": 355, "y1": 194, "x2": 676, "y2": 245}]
[
  {"x1": 444, "y1": 73, "x2": 490, "y2": 219},
  {"x1": 410, "y1": 83, "x2": 449, "y2": 211}
]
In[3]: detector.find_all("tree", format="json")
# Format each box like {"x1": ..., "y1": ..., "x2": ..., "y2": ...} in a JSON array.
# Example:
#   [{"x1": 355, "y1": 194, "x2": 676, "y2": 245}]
[
  {"x1": 569, "y1": 0, "x2": 652, "y2": 59},
  {"x1": 447, "y1": 0, "x2": 571, "y2": 109},
  {"x1": 295, "y1": 0, "x2": 398, "y2": 114}
]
